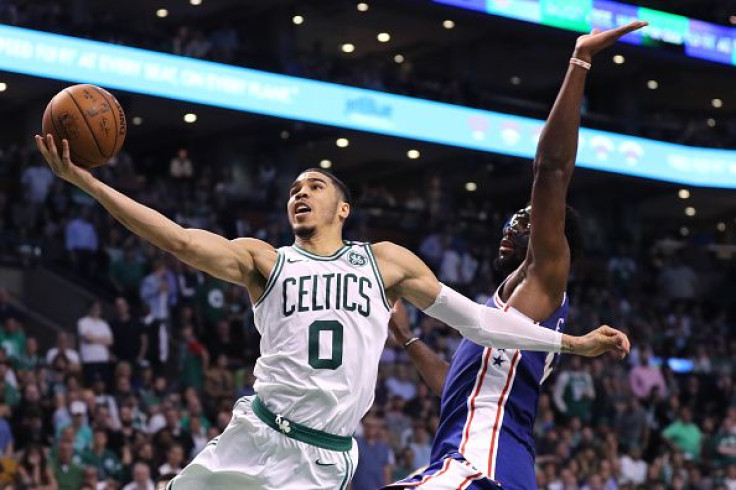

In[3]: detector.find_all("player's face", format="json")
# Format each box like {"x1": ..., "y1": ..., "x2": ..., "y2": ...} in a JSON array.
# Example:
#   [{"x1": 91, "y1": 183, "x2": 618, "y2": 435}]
[
  {"x1": 494, "y1": 207, "x2": 530, "y2": 275},
  {"x1": 287, "y1": 172, "x2": 349, "y2": 239}
]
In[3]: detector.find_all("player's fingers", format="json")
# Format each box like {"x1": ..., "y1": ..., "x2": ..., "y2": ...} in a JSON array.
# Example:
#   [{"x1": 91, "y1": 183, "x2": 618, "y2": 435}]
[
  {"x1": 45, "y1": 134, "x2": 60, "y2": 161},
  {"x1": 35, "y1": 135, "x2": 49, "y2": 155},
  {"x1": 61, "y1": 139, "x2": 72, "y2": 164},
  {"x1": 613, "y1": 20, "x2": 647, "y2": 37}
]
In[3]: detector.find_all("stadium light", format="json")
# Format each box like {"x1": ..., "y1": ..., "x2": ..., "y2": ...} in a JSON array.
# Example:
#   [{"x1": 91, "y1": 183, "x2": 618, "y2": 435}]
[
  {"x1": 407, "y1": 149, "x2": 420, "y2": 159},
  {"x1": 357, "y1": 3, "x2": 369, "y2": 12},
  {"x1": 712, "y1": 98, "x2": 723, "y2": 108},
  {"x1": 336, "y1": 138, "x2": 349, "y2": 148},
  {"x1": 377, "y1": 32, "x2": 391, "y2": 43},
  {"x1": 190, "y1": 0, "x2": 202, "y2": 5},
  {"x1": 680, "y1": 226, "x2": 689, "y2": 236},
  {"x1": 132, "y1": 116, "x2": 143, "y2": 126},
  {"x1": 707, "y1": 118, "x2": 716, "y2": 128},
  {"x1": 0, "y1": 82, "x2": 7, "y2": 92},
  {"x1": 394, "y1": 54, "x2": 405, "y2": 64},
  {"x1": 292, "y1": 15, "x2": 304, "y2": 25},
  {"x1": 156, "y1": 8, "x2": 168, "y2": 18},
  {"x1": 465, "y1": 182, "x2": 477, "y2": 192},
  {"x1": 511, "y1": 76, "x2": 521, "y2": 86},
  {"x1": 678, "y1": 189, "x2": 690, "y2": 199},
  {"x1": 443, "y1": 20, "x2": 455, "y2": 29},
  {"x1": 647, "y1": 80, "x2": 658, "y2": 90},
  {"x1": 613, "y1": 54, "x2": 625, "y2": 64},
  {"x1": 341, "y1": 43, "x2": 355, "y2": 53},
  {"x1": 320, "y1": 159, "x2": 332, "y2": 169},
  {"x1": 685, "y1": 206, "x2": 696, "y2": 216},
  {"x1": 183, "y1": 113, "x2": 197, "y2": 123},
  {"x1": 717, "y1": 222, "x2": 726, "y2": 231}
]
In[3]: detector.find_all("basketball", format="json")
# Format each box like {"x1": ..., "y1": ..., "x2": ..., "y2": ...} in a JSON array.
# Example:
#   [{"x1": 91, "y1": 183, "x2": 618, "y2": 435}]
[{"x1": 41, "y1": 84, "x2": 126, "y2": 168}]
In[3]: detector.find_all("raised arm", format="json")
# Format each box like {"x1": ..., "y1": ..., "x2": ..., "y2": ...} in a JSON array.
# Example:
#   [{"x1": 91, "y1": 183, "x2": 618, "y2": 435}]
[
  {"x1": 388, "y1": 300, "x2": 449, "y2": 397},
  {"x1": 525, "y1": 22, "x2": 647, "y2": 295},
  {"x1": 36, "y1": 135, "x2": 272, "y2": 287},
  {"x1": 374, "y1": 242, "x2": 629, "y2": 358}
]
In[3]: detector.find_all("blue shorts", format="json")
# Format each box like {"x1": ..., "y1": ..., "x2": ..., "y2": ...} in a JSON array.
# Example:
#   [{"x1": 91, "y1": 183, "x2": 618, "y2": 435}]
[{"x1": 383, "y1": 453, "x2": 503, "y2": 490}]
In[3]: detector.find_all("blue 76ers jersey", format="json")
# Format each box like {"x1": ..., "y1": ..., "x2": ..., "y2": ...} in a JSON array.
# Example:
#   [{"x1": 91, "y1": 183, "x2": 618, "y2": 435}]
[{"x1": 430, "y1": 285, "x2": 568, "y2": 490}]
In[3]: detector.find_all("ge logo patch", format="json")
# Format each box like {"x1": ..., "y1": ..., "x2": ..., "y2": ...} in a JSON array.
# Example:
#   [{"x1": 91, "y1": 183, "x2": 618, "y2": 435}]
[{"x1": 348, "y1": 251, "x2": 367, "y2": 267}]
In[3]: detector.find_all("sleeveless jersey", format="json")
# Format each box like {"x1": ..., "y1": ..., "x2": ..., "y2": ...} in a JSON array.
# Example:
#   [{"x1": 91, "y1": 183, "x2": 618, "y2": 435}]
[
  {"x1": 430, "y1": 284, "x2": 569, "y2": 489},
  {"x1": 252, "y1": 242, "x2": 391, "y2": 437}
]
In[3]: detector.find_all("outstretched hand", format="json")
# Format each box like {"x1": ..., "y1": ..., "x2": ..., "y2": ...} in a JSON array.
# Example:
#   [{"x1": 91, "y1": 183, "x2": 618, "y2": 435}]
[
  {"x1": 569, "y1": 325, "x2": 631, "y2": 359},
  {"x1": 35, "y1": 134, "x2": 90, "y2": 186},
  {"x1": 574, "y1": 21, "x2": 648, "y2": 62}
]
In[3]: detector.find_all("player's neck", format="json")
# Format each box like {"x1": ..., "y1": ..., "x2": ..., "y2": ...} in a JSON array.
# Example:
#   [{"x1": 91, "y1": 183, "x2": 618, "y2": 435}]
[{"x1": 294, "y1": 233, "x2": 345, "y2": 257}]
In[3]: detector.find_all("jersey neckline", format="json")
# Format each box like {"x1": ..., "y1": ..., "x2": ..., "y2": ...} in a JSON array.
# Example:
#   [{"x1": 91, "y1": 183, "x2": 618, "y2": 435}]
[{"x1": 292, "y1": 242, "x2": 351, "y2": 261}]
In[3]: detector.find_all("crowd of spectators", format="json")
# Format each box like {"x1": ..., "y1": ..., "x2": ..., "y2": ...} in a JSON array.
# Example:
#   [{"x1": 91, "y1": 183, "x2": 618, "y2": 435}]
[{"x1": 0, "y1": 130, "x2": 735, "y2": 490}]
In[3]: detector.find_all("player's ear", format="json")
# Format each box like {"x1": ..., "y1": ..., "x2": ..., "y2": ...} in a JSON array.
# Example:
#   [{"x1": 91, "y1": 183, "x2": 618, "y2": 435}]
[{"x1": 338, "y1": 202, "x2": 350, "y2": 220}]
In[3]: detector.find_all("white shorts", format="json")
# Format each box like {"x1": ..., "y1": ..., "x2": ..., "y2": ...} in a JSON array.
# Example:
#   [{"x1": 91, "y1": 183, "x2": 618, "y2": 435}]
[{"x1": 167, "y1": 396, "x2": 359, "y2": 490}]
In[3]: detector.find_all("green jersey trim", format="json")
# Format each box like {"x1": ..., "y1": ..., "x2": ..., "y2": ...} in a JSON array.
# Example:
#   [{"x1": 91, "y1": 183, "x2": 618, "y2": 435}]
[
  {"x1": 364, "y1": 243, "x2": 391, "y2": 312},
  {"x1": 293, "y1": 243, "x2": 350, "y2": 261},
  {"x1": 254, "y1": 250, "x2": 285, "y2": 309},
  {"x1": 339, "y1": 452, "x2": 352, "y2": 490},
  {"x1": 251, "y1": 396, "x2": 353, "y2": 452}
]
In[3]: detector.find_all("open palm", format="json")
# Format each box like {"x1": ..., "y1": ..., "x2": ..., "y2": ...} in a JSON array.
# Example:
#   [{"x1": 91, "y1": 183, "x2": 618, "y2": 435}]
[{"x1": 574, "y1": 21, "x2": 648, "y2": 61}]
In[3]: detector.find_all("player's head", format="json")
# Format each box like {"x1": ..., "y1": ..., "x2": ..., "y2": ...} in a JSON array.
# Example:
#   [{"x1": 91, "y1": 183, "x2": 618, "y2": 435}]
[
  {"x1": 494, "y1": 205, "x2": 583, "y2": 276},
  {"x1": 287, "y1": 169, "x2": 352, "y2": 239}
]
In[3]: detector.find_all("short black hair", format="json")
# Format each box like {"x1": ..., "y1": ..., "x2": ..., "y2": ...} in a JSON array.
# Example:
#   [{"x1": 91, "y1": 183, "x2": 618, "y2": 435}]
[
  {"x1": 565, "y1": 205, "x2": 584, "y2": 261},
  {"x1": 301, "y1": 168, "x2": 352, "y2": 205}
]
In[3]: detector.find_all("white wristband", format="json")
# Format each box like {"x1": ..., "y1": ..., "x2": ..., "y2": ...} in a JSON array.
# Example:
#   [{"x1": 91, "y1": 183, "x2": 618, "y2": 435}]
[{"x1": 570, "y1": 57, "x2": 591, "y2": 71}]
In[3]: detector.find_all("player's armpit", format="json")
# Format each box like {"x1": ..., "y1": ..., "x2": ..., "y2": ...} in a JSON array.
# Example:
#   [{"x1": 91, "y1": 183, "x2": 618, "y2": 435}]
[{"x1": 174, "y1": 231, "x2": 274, "y2": 286}]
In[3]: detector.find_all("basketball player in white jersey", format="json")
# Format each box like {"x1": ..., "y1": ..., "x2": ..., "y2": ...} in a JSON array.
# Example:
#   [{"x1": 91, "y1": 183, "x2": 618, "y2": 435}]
[{"x1": 36, "y1": 133, "x2": 629, "y2": 489}]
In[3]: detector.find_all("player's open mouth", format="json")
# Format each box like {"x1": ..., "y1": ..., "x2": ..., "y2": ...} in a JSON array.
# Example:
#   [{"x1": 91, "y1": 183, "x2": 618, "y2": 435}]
[
  {"x1": 500, "y1": 239, "x2": 514, "y2": 253},
  {"x1": 295, "y1": 203, "x2": 312, "y2": 216}
]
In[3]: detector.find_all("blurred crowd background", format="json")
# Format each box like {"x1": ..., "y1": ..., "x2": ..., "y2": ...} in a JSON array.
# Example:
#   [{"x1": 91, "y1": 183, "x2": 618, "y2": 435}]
[
  {"x1": 0, "y1": 138, "x2": 735, "y2": 490},
  {"x1": 0, "y1": 0, "x2": 735, "y2": 489}
]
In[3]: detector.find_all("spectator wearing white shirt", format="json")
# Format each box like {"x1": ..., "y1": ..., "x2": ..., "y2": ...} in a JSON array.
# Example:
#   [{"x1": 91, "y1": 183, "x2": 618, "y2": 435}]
[
  {"x1": 77, "y1": 301, "x2": 113, "y2": 385},
  {"x1": 619, "y1": 446, "x2": 647, "y2": 486},
  {"x1": 46, "y1": 331, "x2": 82, "y2": 372},
  {"x1": 122, "y1": 462, "x2": 154, "y2": 490},
  {"x1": 158, "y1": 443, "x2": 185, "y2": 477}
]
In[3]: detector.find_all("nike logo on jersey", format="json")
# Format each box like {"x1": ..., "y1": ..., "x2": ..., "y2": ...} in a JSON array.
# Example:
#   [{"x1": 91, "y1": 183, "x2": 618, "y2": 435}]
[
  {"x1": 287, "y1": 258, "x2": 305, "y2": 263},
  {"x1": 315, "y1": 459, "x2": 337, "y2": 466}
]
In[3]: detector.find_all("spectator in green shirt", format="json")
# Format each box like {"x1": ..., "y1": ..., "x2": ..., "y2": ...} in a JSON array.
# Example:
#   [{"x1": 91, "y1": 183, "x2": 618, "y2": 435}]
[
  {"x1": 714, "y1": 416, "x2": 736, "y2": 468},
  {"x1": 663, "y1": 406, "x2": 702, "y2": 459},
  {"x1": 81, "y1": 428, "x2": 123, "y2": 481},
  {"x1": 51, "y1": 438, "x2": 84, "y2": 490},
  {"x1": 0, "y1": 317, "x2": 26, "y2": 360}
]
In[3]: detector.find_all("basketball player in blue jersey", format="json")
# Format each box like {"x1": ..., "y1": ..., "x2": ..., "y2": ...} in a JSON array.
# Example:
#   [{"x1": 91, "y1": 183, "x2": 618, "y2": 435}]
[{"x1": 386, "y1": 21, "x2": 647, "y2": 490}]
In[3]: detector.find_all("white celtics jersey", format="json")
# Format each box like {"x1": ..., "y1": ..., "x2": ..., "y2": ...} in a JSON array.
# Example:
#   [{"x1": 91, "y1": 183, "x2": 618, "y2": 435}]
[{"x1": 252, "y1": 241, "x2": 391, "y2": 437}]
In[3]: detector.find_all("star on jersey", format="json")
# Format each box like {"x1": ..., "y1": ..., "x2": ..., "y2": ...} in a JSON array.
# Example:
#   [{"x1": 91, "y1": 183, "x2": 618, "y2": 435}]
[{"x1": 493, "y1": 355, "x2": 505, "y2": 367}]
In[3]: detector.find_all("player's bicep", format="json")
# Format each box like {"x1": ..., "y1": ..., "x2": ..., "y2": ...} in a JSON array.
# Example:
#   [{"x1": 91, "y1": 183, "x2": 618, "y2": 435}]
[
  {"x1": 377, "y1": 243, "x2": 441, "y2": 309},
  {"x1": 528, "y1": 166, "x2": 569, "y2": 264},
  {"x1": 176, "y1": 230, "x2": 265, "y2": 285}
]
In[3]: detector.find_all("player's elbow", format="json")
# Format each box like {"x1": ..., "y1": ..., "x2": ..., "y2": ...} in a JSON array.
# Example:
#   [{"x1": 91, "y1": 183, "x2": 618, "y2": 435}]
[{"x1": 164, "y1": 228, "x2": 192, "y2": 256}]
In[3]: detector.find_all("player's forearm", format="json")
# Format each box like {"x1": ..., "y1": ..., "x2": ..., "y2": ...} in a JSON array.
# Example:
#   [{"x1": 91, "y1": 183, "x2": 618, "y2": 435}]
[
  {"x1": 423, "y1": 285, "x2": 564, "y2": 352},
  {"x1": 533, "y1": 61, "x2": 587, "y2": 173},
  {"x1": 78, "y1": 173, "x2": 189, "y2": 253},
  {"x1": 404, "y1": 341, "x2": 449, "y2": 397}
]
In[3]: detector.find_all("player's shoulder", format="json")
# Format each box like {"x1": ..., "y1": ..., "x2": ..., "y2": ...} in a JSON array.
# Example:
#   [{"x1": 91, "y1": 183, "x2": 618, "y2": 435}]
[
  {"x1": 371, "y1": 241, "x2": 411, "y2": 259},
  {"x1": 230, "y1": 237, "x2": 277, "y2": 254}
]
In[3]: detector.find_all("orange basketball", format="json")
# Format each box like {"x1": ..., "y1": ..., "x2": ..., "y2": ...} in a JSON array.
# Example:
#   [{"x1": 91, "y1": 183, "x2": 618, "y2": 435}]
[{"x1": 41, "y1": 84, "x2": 126, "y2": 168}]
